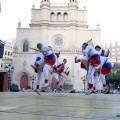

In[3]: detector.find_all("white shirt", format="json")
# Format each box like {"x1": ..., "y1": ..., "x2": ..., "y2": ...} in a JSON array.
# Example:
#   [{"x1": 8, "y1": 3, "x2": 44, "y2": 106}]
[
  {"x1": 83, "y1": 45, "x2": 99, "y2": 56},
  {"x1": 41, "y1": 45, "x2": 53, "y2": 56}
]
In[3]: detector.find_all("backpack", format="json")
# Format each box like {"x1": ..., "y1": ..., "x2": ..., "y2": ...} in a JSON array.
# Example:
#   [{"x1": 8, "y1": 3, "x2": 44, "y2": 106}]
[{"x1": 10, "y1": 83, "x2": 19, "y2": 92}]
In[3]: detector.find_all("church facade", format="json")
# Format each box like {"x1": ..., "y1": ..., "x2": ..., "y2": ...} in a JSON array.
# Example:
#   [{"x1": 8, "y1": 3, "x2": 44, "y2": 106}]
[{"x1": 12, "y1": 0, "x2": 101, "y2": 91}]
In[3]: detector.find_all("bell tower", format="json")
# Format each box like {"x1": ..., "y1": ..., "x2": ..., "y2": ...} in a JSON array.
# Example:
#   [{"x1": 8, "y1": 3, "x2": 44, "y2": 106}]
[
  {"x1": 40, "y1": 0, "x2": 50, "y2": 22},
  {"x1": 41, "y1": 0, "x2": 50, "y2": 7},
  {"x1": 68, "y1": 0, "x2": 78, "y2": 22},
  {"x1": 69, "y1": 0, "x2": 78, "y2": 9}
]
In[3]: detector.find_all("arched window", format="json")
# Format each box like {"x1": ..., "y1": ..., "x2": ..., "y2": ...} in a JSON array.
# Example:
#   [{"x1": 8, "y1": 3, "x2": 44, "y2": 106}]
[
  {"x1": 63, "y1": 12, "x2": 68, "y2": 21},
  {"x1": 50, "y1": 12, "x2": 55, "y2": 21},
  {"x1": 57, "y1": 12, "x2": 61, "y2": 21},
  {"x1": 23, "y1": 40, "x2": 29, "y2": 52}
]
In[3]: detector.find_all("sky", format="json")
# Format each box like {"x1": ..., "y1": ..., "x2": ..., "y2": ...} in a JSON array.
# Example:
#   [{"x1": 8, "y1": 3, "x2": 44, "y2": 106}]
[{"x1": 0, "y1": 0, "x2": 120, "y2": 45}]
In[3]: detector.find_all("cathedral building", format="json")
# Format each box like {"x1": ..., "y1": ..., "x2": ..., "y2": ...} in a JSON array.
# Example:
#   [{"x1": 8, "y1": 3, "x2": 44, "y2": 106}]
[{"x1": 12, "y1": 0, "x2": 101, "y2": 90}]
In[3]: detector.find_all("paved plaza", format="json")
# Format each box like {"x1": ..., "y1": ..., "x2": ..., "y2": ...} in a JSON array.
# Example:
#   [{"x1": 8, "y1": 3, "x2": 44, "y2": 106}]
[{"x1": 0, "y1": 92, "x2": 120, "y2": 120}]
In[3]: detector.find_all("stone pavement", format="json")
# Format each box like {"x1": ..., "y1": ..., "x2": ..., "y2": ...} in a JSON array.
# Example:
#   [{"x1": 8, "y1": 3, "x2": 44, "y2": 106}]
[{"x1": 0, "y1": 92, "x2": 120, "y2": 120}]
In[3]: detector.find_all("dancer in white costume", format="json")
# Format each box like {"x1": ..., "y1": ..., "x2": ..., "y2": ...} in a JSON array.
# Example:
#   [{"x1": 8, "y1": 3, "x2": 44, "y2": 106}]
[
  {"x1": 52, "y1": 52, "x2": 62, "y2": 90},
  {"x1": 94, "y1": 56, "x2": 112, "y2": 92},
  {"x1": 31, "y1": 52, "x2": 45, "y2": 95},
  {"x1": 52, "y1": 52, "x2": 68, "y2": 91},
  {"x1": 75, "y1": 43, "x2": 101, "y2": 95},
  {"x1": 93, "y1": 45, "x2": 102, "y2": 91},
  {"x1": 57, "y1": 58, "x2": 69, "y2": 91},
  {"x1": 36, "y1": 43, "x2": 56, "y2": 89},
  {"x1": 94, "y1": 46, "x2": 112, "y2": 93},
  {"x1": 94, "y1": 72, "x2": 107, "y2": 93},
  {"x1": 31, "y1": 43, "x2": 56, "y2": 89}
]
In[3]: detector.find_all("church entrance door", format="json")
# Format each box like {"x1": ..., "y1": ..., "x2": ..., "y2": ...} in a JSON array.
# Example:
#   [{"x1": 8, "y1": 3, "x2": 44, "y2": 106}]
[{"x1": 20, "y1": 75, "x2": 28, "y2": 89}]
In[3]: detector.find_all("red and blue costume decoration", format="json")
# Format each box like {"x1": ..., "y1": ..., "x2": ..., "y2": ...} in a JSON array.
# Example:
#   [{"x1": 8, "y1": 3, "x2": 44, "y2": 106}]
[
  {"x1": 45, "y1": 53, "x2": 56, "y2": 66},
  {"x1": 53, "y1": 63, "x2": 65, "y2": 74},
  {"x1": 101, "y1": 62, "x2": 112, "y2": 75},
  {"x1": 34, "y1": 57, "x2": 42, "y2": 73},
  {"x1": 36, "y1": 57, "x2": 41, "y2": 62},
  {"x1": 89, "y1": 54, "x2": 101, "y2": 67}
]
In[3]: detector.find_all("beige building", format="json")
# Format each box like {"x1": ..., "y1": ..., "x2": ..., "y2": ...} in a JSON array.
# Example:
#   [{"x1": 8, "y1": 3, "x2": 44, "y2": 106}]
[
  {"x1": 105, "y1": 42, "x2": 120, "y2": 63},
  {"x1": 12, "y1": 0, "x2": 101, "y2": 90},
  {"x1": 0, "y1": 40, "x2": 14, "y2": 72},
  {"x1": 0, "y1": 39, "x2": 15, "y2": 89}
]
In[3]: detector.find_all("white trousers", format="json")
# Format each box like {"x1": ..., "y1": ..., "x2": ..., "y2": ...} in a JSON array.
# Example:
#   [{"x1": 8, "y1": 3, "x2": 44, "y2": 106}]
[
  {"x1": 43, "y1": 64, "x2": 51, "y2": 80},
  {"x1": 80, "y1": 56, "x2": 89, "y2": 69},
  {"x1": 59, "y1": 75, "x2": 64, "y2": 86},
  {"x1": 94, "y1": 73, "x2": 106, "y2": 87},
  {"x1": 53, "y1": 73, "x2": 64, "y2": 86},
  {"x1": 35, "y1": 53, "x2": 45, "y2": 66},
  {"x1": 100, "y1": 74, "x2": 106, "y2": 85},
  {"x1": 93, "y1": 71, "x2": 99, "y2": 87},
  {"x1": 80, "y1": 56, "x2": 95, "y2": 85},
  {"x1": 53, "y1": 73, "x2": 59, "y2": 82},
  {"x1": 36, "y1": 67, "x2": 43, "y2": 85},
  {"x1": 88, "y1": 64, "x2": 95, "y2": 84}
]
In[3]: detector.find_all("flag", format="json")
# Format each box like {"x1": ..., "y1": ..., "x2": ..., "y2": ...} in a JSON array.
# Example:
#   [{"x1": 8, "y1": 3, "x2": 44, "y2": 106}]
[{"x1": 0, "y1": 40, "x2": 4, "y2": 58}]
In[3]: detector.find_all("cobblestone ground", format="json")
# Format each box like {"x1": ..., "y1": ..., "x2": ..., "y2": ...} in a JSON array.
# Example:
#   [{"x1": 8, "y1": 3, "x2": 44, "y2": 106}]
[{"x1": 0, "y1": 92, "x2": 120, "y2": 120}]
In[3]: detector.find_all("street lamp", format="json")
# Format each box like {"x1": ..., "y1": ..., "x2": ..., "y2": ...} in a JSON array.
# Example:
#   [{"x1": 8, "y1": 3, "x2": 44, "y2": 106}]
[
  {"x1": 71, "y1": 75, "x2": 75, "y2": 89},
  {"x1": 81, "y1": 76, "x2": 86, "y2": 92},
  {"x1": 30, "y1": 75, "x2": 36, "y2": 90},
  {"x1": 5, "y1": 64, "x2": 14, "y2": 90}
]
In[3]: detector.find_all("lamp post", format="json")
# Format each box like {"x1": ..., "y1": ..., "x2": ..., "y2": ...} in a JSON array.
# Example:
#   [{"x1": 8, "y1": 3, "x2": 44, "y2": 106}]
[
  {"x1": 81, "y1": 76, "x2": 86, "y2": 92},
  {"x1": 5, "y1": 64, "x2": 14, "y2": 90},
  {"x1": 72, "y1": 75, "x2": 75, "y2": 89},
  {"x1": 30, "y1": 75, "x2": 36, "y2": 90}
]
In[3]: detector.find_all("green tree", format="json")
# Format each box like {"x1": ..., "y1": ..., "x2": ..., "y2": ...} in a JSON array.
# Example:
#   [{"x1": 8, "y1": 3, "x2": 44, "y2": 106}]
[{"x1": 106, "y1": 63, "x2": 120, "y2": 90}]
